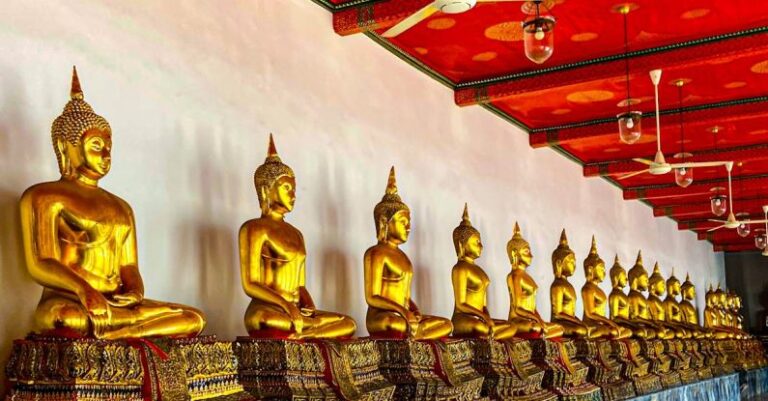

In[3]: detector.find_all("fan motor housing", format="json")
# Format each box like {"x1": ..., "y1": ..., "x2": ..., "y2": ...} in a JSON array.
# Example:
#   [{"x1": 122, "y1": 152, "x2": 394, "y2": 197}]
[{"x1": 437, "y1": 0, "x2": 477, "y2": 14}]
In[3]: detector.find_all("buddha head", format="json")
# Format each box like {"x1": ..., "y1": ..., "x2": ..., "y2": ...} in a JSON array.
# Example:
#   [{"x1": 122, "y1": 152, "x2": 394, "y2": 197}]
[
  {"x1": 374, "y1": 167, "x2": 411, "y2": 244},
  {"x1": 254, "y1": 134, "x2": 296, "y2": 216},
  {"x1": 731, "y1": 290, "x2": 742, "y2": 310},
  {"x1": 649, "y1": 263, "x2": 666, "y2": 296},
  {"x1": 507, "y1": 222, "x2": 533, "y2": 270},
  {"x1": 551, "y1": 229, "x2": 576, "y2": 278},
  {"x1": 583, "y1": 236, "x2": 605, "y2": 283},
  {"x1": 453, "y1": 203, "x2": 482, "y2": 260},
  {"x1": 627, "y1": 250, "x2": 649, "y2": 292},
  {"x1": 681, "y1": 273, "x2": 696, "y2": 301},
  {"x1": 714, "y1": 284, "x2": 726, "y2": 308},
  {"x1": 705, "y1": 284, "x2": 715, "y2": 308},
  {"x1": 609, "y1": 255, "x2": 628, "y2": 289},
  {"x1": 666, "y1": 269, "x2": 682, "y2": 298},
  {"x1": 52, "y1": 67, "x2": 112, "y2": 182}
]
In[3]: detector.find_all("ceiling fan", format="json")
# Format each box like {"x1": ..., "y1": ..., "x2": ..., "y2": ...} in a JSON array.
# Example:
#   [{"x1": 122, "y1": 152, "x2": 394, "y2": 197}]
[
  {"x1": 618, "y1": 69, "x2": 731, "y2": 181},
  {"x1": 707, "y1": 164, "x2": 768, "y2": 232},
  {"x1": 382, "y1": 0, "x2": 550, "y2": 38}
]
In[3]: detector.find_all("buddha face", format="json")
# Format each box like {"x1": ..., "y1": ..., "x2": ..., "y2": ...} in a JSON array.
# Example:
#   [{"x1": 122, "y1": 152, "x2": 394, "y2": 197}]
[
  {"x1": 560, "y1": 253, "x2": 576, "y2": 277},
  {"x1": 513, "y1": 244, "x2": 533, "y2": 269},
  {"x1": 386, "y1": 210, "x2": 411, "y2": 244},
  {"x1": 682, "y1": 286, "x2": 695, "y2": 301},
  {"x1": 668, "y1": 281, "x2": 681, "y2": 296},
  {"x1": 650, "y1": 279, "x2": 665, "y2": 296},
  {"x1": 59, "y1": 128, "x2": 112, "y2": 180},
  {"x1": 268, "y1": 175, "x2": 296, "y2": 213},
  {"x1": 594, "y1": 262, "x2": 606, "y2": 282},
  {"x1": 637, "y1": 272, "x2": 649, "y2": 291},
  {"x1": 462, "y1": 233, "x2": 483, "y2": 260}
]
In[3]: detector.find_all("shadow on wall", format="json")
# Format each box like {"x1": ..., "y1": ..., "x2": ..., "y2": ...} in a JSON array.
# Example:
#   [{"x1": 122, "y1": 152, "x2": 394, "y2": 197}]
[
  {"x1": 315, "y1": 157, "x2": 356, "y2": 323},
  {"x1": 0, "y1": 67, "x2": 43, "y2": 396}
]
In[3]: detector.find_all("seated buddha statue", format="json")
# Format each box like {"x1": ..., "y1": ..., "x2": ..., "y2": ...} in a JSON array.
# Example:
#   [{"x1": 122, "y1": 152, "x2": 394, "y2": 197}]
[
  {"x1": 676, "y1": 274, "x2": 706, "y2": 338},
  {"x1": 239, "y1": 135, "x2": 356, "y2": 339},
  {"x1": 581, "y1": 237, "x2": 631, "y2": 339},
  {"x1": 20, "y1": 68, "x2": 205, "y2": 340},
  {"x1": 506, "y1": 223, "x2": 563, "y2": 338},
  {"x1": 627, "y1": 252, "x2": 672, "y2": 340},
  {"x1": 646, "y1": 264, "x2": 688, "y2": 339},
  {"x1": 609, "y1": 255, "x2": 656, "y2": 339},
  {"x1": 729, "y1": 290, "x2": 745, "y2": 333},
  {"x1": 717, "y1": 286, "x2": 743, "y2": 339},
  {"x1": 364, "y1": 168, "x2": 453, "y2": 339},
  {"x1": 549, "y1": 230, "x2": 589, "y2": 337},
  {"x1": 663, "y1": 271, "x2": 698, "y2": 338},
  {"x1": 450, "y1": 204, "x2": 517, "y2": 340},
  {"x1": 704, "y1": 284, "x2": 732, "y2": 339}
]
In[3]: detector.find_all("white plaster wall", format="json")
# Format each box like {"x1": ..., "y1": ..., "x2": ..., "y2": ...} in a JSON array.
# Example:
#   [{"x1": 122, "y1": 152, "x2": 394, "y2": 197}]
[{"x1": 0, "y1": 0, "x2": 723, "y2": 393}]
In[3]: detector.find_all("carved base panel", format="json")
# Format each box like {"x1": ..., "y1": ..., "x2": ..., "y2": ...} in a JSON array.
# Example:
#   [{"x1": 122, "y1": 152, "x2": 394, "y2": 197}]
[
  {"x1": 657, "y1": 371, "x2": 682, "y2": 389},
  {"x1": 609, "y1": 340, "x2": 662, "y2": 396},
  {"x1": 467, "y1": 339, "x2": 557, "y2": 401},
  {"x1": 574, "y1": 340, "x2": 635, "y2": 401},
  {"x1": 630, "y1": 373, "x2": 663, "y2": 396},
  {"x1": 529, "y1": 339, "x2": 602, "y2": 401},
  {"x1": 234, "y1": 337, "x2": 394, "y2": 401},
  {"x1": 373, "y1": 338, "x2": 485, "y2": 401},
  {"x1": 4, "y1": 335, "x2": 252, "y2": 401}
]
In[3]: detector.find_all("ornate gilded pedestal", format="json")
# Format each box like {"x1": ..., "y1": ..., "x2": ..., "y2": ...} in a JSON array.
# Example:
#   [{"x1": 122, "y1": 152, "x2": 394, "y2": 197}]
[
  {"x1": 664, "y1": 340, "x2": 696, "y2": 384},
  {"x1": 528, "y1": 339, "x2": 601, "y2": 401},
  {"x1": 638, "y1": 339, "x2": 680, "y2": 388},
  {"x1": 5, "y1": 335, "x2": 252, "y2": 401},
  {"x1": 702, "y1": 339, "x2": 732, "y2": 376},
  {"x1": 611, "y1": 339, "x2": 662, "y2": 395},
  {"x1": 574, "y1": 339, "x2": 635, "y2": 401},
  {"x1": 374, "y1": 338, "x2": 485, "y2": 401},
  {"x1": 467, "y1": 339, "x2": 557, "y2": 401},
  {"x1": 683, "y1": 339, "x2": 712, "y2": 380},
  {"x1": 234, "y1": 337, "x2": 394, "y2": 400}
]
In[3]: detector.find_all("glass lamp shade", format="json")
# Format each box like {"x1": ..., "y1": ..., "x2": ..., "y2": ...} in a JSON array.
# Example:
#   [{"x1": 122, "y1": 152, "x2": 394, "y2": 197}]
[
  {"x1": 710, "y1": 194, "x2": 728, "y2": 216},
  {"x1": 522, "y1": 16, "x2": 556, "y2": 64},
  {"x1": 674, "y1": 167, "x2": 693, "y2": 188},
  {"x1": 736, "y1": 214, "x2": 751, "y2": 237},
  {"x1": 755, "y1": 233, "x2": 767, "y2": 250},
  {"x1": 673, "y1": 153, "x2": 693, "y2": 188},
  {"x1": 617, "y1": 111, "x2": 642, "y2": 144}
]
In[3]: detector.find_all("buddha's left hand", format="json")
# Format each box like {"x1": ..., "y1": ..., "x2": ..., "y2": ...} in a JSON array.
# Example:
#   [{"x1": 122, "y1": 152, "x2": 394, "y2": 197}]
[{"x1": 109, "y1": 291, "x2": 143, "y2": 307}]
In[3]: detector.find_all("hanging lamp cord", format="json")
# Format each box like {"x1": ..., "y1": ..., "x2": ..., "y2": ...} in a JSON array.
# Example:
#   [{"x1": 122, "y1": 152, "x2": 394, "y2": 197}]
[
  {"x1": 623, "y1": 10, "x2": 631, "y2": 115},
  {"x1": 678, "y1": 84, "x2": 685, "y2": 160}
]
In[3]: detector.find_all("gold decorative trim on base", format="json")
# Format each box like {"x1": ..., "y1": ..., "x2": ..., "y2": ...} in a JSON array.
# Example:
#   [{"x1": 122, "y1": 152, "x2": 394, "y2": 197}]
[
  {"x1": 529, "y1": 339, "x2": 602, "y2": 401},
  {"x1": 610, "y1": 339, "x2": 662, "y2": 395},
  {"x1": 4, "y1": 335, "x2": 252, "y2": 401},
  {"x1": 234, "y1": 337, "x2": 394, "y2": 400},
  {"x1": 574, "y1": 339, "x2": 635, "y2": 401},
  {"x1": 373, "y1": 338, "x2": 486, "y2": 401},
  {"x1": 467, "y1": 339, "x2": 557, "y2": 401}
]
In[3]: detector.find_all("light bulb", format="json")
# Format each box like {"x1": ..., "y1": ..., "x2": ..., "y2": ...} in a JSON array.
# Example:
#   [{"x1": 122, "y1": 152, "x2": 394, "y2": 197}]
[
  {"x1": 626, "y1": 117, "x2": 634, "y2": 129},
  {"x1": 535, "y1": 27, "x2": 545, "y2": 40},
  {"x1": 737, "y1": 222, "x2": 751, "y2": 237}
]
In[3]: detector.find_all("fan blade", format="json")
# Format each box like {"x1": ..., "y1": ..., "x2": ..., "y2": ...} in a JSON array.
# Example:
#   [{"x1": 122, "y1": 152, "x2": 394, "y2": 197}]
[
  {"x1": 669, "y1": 161, "x2": 728, "y2": 169},
  {"x1": 618, "y1": 170, "x2": 648, "y2": 180},
  {"x1": 632, "y1": 158, "x2": 654, "y2": 166},
  {"x1": 708, "y1": 219, "x2": 727, "y2": 223},
  {"x1": 707, "y1": 225, "x2": 726, "y2": 232},
  {"x1": 743, "y1": 219, "x2": 768, "y2": 225},
  {"x1": 381, "y1": 2, "x2": 440, "y2": 38}
]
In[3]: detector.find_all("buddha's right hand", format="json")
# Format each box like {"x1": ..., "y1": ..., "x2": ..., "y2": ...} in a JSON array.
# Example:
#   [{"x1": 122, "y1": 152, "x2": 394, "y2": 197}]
[
  {"x1": 286, "y1": 303, "x2": 304, "y2": 334},
  {"x1": 80, "y1": 287, "x2": 110, "y2": 318}
]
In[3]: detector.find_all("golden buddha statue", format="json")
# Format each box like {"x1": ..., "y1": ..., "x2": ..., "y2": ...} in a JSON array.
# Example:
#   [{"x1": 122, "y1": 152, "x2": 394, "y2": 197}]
[
  {"x1": 627, "y1": 252, "x2": 672, "y2": 340},
  {"x1": 239, "y1": 135, "x2": 356, "y2": 339},
  {"x1": 364, "y1": 167, "x2": 453, "y2": 339},
  {"x1": 609, "y1": 255, "x2": 656, "y2": 339},
  {"x1": 581, "y1": 237, "x2": 631, "y2": 339},
  {"x1": 704, "y1": 284, "x2": 731, "y2": 339},
  {"x1": 660, "y1": 269, "x2": 693, "y2": 339},
  {"x1": 450, "y1": 204, "x2": 517, "y2": 340},
  {"x1": 506, "y1": 223, "x2": 563, "y2": 338},
  {"x1": 549, "y1": 230, "x2": 589, "y2": 337},
  {"x1": 647, "y1": 263, "x2": 687, "y2": 339},
  {"x1": 679, "y1": 274, "x2": 708, "y2": 339},
  {"x1": 20, "y1": 68, "x2": 205, "y2": 339},
  {"x1": 729, "y1": 290, "x2": 744, "y2": 332}
]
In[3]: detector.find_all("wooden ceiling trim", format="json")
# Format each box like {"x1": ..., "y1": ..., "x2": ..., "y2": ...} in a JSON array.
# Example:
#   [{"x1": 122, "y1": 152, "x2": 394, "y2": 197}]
[
  {"x1": 624, "y1": 175, "x2": 768, "y2": 201},
  {"x1": 333, "y1": 0, "x2": 431, "y2": 36}
]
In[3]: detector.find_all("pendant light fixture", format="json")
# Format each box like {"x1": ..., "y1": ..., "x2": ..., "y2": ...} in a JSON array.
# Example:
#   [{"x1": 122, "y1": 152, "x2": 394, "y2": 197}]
[
  {"x1": 709, "y1": 127, "x2": 728, "y2": 216},
  {"x1": 673, "y1": 80, "x2": 693, "y2": 188},
  {"x1": 755, "y1": 229, "x2": 767, "y2": 250},
  {"x1": 522, "y1": 0, "x2": 556, "y2": 64},
  {"x1": 617, "y1": 5, "x2": 642, "y2": 144}
]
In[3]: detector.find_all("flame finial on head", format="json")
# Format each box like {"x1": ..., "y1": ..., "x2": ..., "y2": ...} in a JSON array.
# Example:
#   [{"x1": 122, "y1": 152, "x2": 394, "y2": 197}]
[
  {"x1": 453, "y1": 203, "x2": 480, "y2": 256},
  {"x1": 70, "y1": 66, "x2": 83, "y2": 100}
]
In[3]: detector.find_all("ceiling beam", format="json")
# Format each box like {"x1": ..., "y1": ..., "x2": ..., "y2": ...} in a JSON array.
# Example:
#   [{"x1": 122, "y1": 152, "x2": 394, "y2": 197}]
[
  {"x1": 714, "y1": 243, "x2": 759, "y2": 252},
  {"x1": 455, "y1": 29, "x2": 768, "y2": 106},
  {"x1": 624, "y1": 174, "x2": 768, "y2": 200},
  {"x1": 654, "y1": 197, "x2": 768, "y2": 219},
  {"x1": 333, "y1": 0, "x2": 432, "y2": 36}
]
